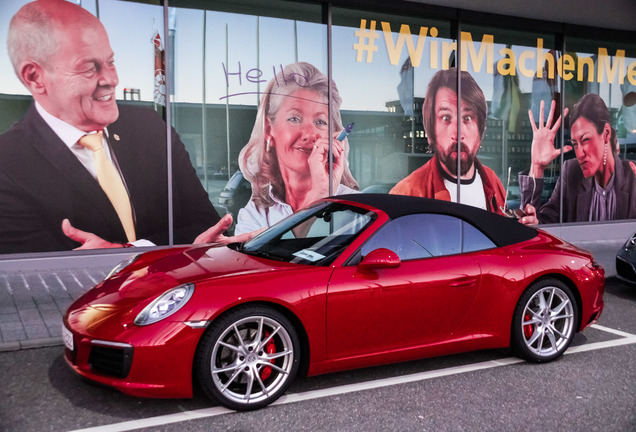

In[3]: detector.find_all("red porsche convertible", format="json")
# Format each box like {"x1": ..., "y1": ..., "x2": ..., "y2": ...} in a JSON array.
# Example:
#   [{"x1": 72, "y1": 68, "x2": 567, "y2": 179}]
[{"x1": 63, "y1": 194, "x2": 605, "y2": 410}]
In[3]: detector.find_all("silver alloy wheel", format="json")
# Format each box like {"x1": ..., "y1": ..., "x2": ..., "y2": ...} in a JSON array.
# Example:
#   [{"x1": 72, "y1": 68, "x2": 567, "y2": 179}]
[
  {"x1": 520, "y1": 286, "x2": 575, "y2": 357},
  {"x1": 210, "y1": 315, "x2": 295, "y2": 406}
]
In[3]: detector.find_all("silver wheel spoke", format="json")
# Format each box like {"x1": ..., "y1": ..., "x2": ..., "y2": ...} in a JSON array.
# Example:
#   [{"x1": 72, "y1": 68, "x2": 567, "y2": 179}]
[
  {"x1": 254, "y1": 369, "x2": 269, "y2": 396},
  {"x1": 550, "y1": 299, "x2": 570, "y2": 316},
  {"x1": 535, "y1": 331, "x2": 545, "y2": 353},
  {"x1": 551, "y1": 312, "x2": 574, "y2": 321},
  {"x1": 218, "y1": 340, "x2": 241, "y2": 353},
  {"x1": 243, "y1": 369, "x2": 254, "y2": 401},
  {"x1": 257, "y1": 325, "x2": 282, "y2": 352},
  {"x1": 220, "y1": 368, "x2": 243, "y2": 393},
  {"x1": 213, "y1": 362, "x2": 242, "y2": 375},
  {"x1": 547, "y1": 288, "x2": 555, "y2": 310},
  {"x1": 255, "y1": 318, "x2": 264, "y2": 346},
  {"x1": 548, "y1": 324, "x2": 568, "y2": 340},
  {"x1": 526, "y1": 326, "x2": 541, "y2": 347},
  {"x1": 521, "y1": 285, "x2": 575, "y2": 358},
  {"x1": 545, "y1": 328, "x2": 558, "y2": 351},
  {"x1": 265, "y1": 348, "x2": 293, "y2": 360},
  {"x1": 523, "y1": 315, "x2": 541, "y2": 326},
  {"x1": 538, "y1": 292, "x2": 548, "y2": 312},
  {"x1": 551, "y1": 312, "x2": 573, "y2": 322},
  {"x1": 260, "y1": 362, "x2": 289, "y2": 375},
  {"x1": 211, "y1": 314, "x2": 295, "y2": 406},
  {"x1": 232, "y1": 324, "x2": 248, "y2": 350}
]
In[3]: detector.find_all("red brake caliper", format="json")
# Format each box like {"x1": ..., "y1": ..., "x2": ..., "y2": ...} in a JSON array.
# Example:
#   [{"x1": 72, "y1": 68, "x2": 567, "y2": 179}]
[
  {"x1": 259, "y1": 331, "x2": 276, "y2": 381},
  {"x1": 523, "y1": 313, "x2": 534, "y2": 339}
]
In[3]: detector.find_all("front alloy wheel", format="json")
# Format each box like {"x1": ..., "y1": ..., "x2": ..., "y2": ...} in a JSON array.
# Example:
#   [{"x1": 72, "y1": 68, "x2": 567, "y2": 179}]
[
  {"x1": 196, "y1": 305, "x2": 300, "y2": 410},
  {"x1": 512, "y1": 279, "x2": 578, "y2": 363}
]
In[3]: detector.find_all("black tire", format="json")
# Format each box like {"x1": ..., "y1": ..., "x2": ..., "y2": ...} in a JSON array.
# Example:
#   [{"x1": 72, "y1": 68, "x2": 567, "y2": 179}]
[
  {"x1": 196, "y1": 305, "x2": 300, "y2": 410},
  {"x1": 511, "y1": 278, "x2": 578, "y2": 363}
]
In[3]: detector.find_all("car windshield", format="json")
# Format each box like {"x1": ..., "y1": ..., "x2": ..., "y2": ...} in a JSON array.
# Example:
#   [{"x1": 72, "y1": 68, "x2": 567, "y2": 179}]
[
  {"x1": 239, "y1": 201, "x2": 376, "y2": 266},
  {"x1": 223, "y1": 171, "x2": 245, "y2": 190}
]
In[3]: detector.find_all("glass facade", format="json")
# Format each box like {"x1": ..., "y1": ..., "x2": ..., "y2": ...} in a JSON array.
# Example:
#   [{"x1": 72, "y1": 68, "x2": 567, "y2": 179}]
[{"x1": 0, "y1": 0, "x2": 634, "y2": 258}]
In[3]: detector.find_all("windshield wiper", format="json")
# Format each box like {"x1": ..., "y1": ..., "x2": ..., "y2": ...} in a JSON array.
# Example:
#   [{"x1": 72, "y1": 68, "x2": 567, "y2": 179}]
[
  {"x1": 227, "y1": 242, "x2": 244, "y2": 252},
  {"x1": 240, "y1": 248, "x2": 287, "y2": 262}
]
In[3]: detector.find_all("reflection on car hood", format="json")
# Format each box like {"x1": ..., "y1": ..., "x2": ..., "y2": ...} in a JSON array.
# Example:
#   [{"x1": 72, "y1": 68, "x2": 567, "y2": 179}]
[{"x1": 67, "y1": 245, "x2": 300, "y2": 323}]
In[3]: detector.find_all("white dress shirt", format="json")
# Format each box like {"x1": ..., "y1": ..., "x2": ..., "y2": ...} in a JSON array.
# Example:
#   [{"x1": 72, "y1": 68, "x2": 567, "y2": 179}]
[
  {"x1": 35, "y1": 103, "x2": 154, "y2": 247},
  {"x1": 35, "y1": 102, "x2": 115, "y2": 180},
  {"x1": 235, "y1": 183, "x2": 359, "y2": 235}
]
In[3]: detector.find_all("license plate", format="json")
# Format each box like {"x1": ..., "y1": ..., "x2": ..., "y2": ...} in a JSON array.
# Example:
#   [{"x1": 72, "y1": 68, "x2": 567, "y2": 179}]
[{"x1": 62, "y1": 324, "x2": 74, "y2": 351}]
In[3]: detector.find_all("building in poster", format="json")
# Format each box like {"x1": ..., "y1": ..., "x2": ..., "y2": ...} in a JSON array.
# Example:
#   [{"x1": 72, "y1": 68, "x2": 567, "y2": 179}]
[{"x1": 0, "y1": 0, "x2": 634, "y2": 267}]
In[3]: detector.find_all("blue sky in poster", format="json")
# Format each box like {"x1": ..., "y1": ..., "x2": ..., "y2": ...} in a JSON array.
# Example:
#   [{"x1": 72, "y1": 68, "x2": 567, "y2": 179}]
[{"x1": 0, "y1": 0, "x2": 629, "y2": 113}]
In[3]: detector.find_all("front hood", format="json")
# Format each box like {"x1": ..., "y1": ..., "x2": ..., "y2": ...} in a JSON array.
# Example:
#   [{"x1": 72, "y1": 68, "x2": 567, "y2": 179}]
[{"x1": 65, "y1": 245, "x2": 297, "y2": 333}]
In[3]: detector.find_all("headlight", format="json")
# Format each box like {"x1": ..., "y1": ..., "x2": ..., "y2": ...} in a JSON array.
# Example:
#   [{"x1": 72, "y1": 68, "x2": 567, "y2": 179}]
[
  {"x1": 106, "y1": 254, "x2": 139, "y2": 279},
  {"x1": 134, "y1": 284, "x2": 194, "y2": 326}
]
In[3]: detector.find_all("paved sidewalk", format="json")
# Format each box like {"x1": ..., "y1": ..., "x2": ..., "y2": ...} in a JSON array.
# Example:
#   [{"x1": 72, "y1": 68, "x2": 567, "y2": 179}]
[
  {"x1": 0, "y1": 266, "x2": 109, "y2": 351},
  {"x1": 0, "y1": 240, "x2": 622, "y2": 352}
]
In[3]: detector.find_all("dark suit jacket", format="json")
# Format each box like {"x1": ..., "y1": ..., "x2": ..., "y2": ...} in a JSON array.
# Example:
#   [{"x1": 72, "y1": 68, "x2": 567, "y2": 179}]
[
  {"x1": 519, "y1": 154, "x2": 636, "y2": 223},
  {"x1": 0, "y1": 104, "x2": 220, "y2": 253}
]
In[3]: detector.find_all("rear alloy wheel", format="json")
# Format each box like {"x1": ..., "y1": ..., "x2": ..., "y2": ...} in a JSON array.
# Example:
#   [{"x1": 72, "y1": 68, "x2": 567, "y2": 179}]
[
  {"x1": 512, "y1": 279, "x2": 578, "y2": 363},
  {"x1": 196, "y1": 305, "x2": 300, "y2": 410}
]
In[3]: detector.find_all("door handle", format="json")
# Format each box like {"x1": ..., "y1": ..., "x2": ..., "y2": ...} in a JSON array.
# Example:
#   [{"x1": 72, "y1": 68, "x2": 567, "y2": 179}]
[{"x1": 450, "y1": 277, "x2": 477, "y2": 288}]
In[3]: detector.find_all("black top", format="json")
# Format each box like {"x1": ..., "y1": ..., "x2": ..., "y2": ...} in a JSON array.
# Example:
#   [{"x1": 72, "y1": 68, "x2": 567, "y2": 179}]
[{"x1": 332, "y1": 193, "x2": 538, "y2": 247}]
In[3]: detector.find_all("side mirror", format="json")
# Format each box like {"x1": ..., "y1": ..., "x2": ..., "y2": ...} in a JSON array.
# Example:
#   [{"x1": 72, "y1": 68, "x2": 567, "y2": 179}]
[{"x1": 358, "y1": 248, "x2": 400, "y2": 273}]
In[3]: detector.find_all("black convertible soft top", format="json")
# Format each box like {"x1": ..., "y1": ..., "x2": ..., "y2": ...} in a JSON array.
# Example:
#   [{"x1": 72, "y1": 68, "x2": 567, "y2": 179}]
[{"x1": 331, "y1": 194, "x2": 538, "y2": 247}]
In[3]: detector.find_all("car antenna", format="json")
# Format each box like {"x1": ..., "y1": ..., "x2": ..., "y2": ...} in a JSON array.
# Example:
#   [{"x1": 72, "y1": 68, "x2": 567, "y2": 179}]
[{"x1": 504, "y1": 166, "x2": 511, "y2": 210}]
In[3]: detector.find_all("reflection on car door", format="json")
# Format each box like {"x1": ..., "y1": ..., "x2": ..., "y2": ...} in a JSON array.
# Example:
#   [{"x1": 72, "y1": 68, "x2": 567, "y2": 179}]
[{"x1": 326, "y1": 253, "x2": 481, "y2": 359}]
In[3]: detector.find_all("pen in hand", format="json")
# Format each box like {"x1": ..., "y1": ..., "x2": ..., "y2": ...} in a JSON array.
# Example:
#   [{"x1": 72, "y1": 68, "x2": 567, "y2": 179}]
[
  {"x1": 328, "y1": 123, "x2": 354, "y2": 174},
  {"x1": 337, "y1": 122, "x2": 355, "y2": 141}
]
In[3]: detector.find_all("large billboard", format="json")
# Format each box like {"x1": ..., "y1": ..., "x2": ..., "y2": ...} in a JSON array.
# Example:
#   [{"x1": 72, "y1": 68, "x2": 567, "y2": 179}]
[{"x1": 0, "y1": 0, "x2": 634, "y2": 256}]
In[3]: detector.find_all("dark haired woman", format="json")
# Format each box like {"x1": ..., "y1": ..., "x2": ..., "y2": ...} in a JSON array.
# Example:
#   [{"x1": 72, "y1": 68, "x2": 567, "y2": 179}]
[{"x1": 520, "y1": 94, "x2": 636, "y2": 224}]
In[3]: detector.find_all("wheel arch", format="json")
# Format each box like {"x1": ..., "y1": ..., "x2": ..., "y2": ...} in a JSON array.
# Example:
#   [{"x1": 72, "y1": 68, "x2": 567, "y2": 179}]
[
  {"x1": 511, "y1": 273, "x2": 583, "y2": 341},
  {"x1": 539, "y1": 273, "x2": 582, "y2": 330},
  {"x1": 192, "y1": 300, "x2": 312, "y2": 387}
]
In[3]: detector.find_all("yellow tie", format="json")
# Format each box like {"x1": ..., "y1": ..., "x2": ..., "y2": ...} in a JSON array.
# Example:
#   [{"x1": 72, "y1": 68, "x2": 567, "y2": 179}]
[{"x1": 79, "y1": 131, "x2": 136, "y2": 242}]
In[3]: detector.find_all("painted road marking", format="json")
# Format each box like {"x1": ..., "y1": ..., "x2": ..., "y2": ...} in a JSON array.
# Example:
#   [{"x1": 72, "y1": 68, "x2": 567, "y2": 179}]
[{"x1": 69, "y1": 325, "x2": 636, "y2": 432}]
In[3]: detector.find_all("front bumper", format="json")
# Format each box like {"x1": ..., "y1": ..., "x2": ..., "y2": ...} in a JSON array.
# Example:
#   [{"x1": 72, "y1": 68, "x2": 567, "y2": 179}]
[{"x1": 62, "y1": 318, "x2": 206, "y2": 398}]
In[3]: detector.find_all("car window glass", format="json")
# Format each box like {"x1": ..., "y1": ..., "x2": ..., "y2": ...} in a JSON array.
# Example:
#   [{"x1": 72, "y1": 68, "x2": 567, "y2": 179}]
[
  {"x1": 224, "y1": 172, "x2": 245, "y2": 190},
  {"x1": 361, "y1": 213, "x2": 495, "y2": 260},
  {"x1": 462, "y1": 220, "x2": 496, "y2": 252},
  {"x1": 304, "y1": 210, "x2": 370, "y2": 238},
  {"x1": 244, "y1": 202, "x2": 375, "y2": 265}
]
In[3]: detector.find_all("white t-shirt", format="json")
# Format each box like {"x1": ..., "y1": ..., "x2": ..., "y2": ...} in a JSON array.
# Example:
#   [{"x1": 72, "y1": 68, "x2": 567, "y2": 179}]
[{"x1": 443, "y1": 173, "x2": 487, "y2": 210}]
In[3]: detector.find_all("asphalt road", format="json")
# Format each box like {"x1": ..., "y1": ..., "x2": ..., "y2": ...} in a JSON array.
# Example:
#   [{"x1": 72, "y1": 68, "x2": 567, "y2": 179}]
[{"x1": 1, "y1": 278, "x2": 635, "y2": 432}]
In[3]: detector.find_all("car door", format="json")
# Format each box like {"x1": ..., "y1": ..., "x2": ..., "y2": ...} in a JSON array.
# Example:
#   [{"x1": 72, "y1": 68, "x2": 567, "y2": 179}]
[{"x1": 326, "y1": 214, "x2": 493, "y2": 359}]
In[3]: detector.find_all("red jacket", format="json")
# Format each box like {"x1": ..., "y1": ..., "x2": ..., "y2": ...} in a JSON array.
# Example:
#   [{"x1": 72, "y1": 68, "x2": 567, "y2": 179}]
[{"x1": 390, "y1": 155, "x2": 506, "y2": 215}]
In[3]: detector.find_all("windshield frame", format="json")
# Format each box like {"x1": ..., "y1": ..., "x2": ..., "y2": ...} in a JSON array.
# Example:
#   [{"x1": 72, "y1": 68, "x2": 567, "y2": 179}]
[{"x1": 240, "y1": 201, "x2": 377, "y2": 266}]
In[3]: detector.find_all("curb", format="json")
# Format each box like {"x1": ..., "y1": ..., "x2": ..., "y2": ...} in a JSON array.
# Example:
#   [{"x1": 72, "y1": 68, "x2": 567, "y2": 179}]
[{"x1": 0, "y1": 337, "x2": 62, "y2": 353}]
